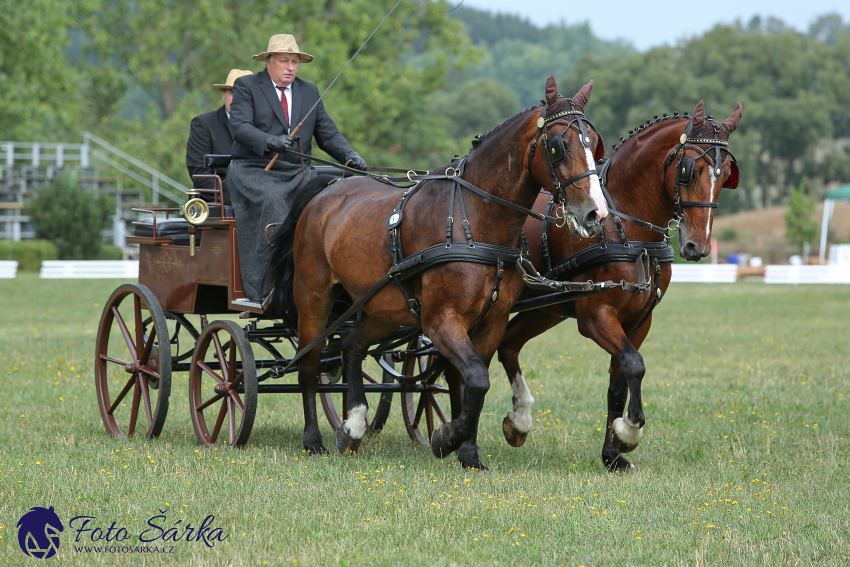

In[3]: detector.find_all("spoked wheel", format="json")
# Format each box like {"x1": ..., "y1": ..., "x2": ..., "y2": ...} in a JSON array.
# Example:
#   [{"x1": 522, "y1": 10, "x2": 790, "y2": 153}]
[
  {"x1": 189, "y1": 320, "x2": 257, "y2": 448},
  {"x1": 320, "y1": 360, "x2": 393, "y2": 434},
  {"x1": 95, "y1": 283, "x2": 172, "y2": 439},
  {"x1": 400, "y1": 337, "x2": 452, "y2": 445}
]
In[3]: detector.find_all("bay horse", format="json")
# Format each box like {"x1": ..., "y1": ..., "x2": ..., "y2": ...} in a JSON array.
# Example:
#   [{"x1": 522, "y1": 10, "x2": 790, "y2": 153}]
[
  {"x1": 496, "y1": 100, "x2": 743, "y2": 472},
  {"x1": 268, "y1": 76, "x2": 608, "y2": 469}
]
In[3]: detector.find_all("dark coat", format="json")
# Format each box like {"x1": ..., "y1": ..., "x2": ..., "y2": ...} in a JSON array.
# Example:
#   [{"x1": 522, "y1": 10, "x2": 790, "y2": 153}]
[
  {"x1": 229, "y1": 70, "x2": 354, "y2": 163},
  {"x1": 186, "y1": 105, "x2": 233, "y2": 190}
]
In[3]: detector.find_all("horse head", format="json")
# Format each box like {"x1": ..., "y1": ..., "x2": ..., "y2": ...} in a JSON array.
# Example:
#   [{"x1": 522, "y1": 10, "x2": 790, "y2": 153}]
[
  {"x1": 668, "y1": 100, "x2": 743, "y2": 261},
  {"x1": 530, "y1": 75, "x2": 608, "y2": 238}
]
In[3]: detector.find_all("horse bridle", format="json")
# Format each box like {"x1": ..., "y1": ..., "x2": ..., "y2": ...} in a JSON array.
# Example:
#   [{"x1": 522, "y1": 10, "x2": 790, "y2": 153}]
[
  {"x1": 527, "y1": 100, "x2": 605, "y2": 226},
  {"x1": 663, "y1": 116, "x2": 739, "y2": 230}
]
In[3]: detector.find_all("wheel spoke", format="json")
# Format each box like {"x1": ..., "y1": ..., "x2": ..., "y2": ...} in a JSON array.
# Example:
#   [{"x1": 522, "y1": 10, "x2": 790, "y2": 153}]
[
  {"x1": 363, "y1": 371, "x2": 378, "y2": 385},
  {"x1": 139, "y1": 366, "x2": 161, "y2": 380},
  {"x1": 231, "y1": 370, "x2": 245, "y2": 389},
  {"x1": 133, "y1": 296, "x2": 144, "y2": 353},
  {"x1": 211, "y1": 332, "x2": 229, "y2": 383},
  {"x1": 412, "y1": 392, "x2": 426, "y2": 428},
  {"x1": 107, "y1": 376, "x2": 136, "y2": 415},
  {"x1": 138, "y1": 372, "x2": 154, "y2": 427},
  {"x1": 432, "y1": 394, "x2": 448, "y2": 423},
  {"x1": 210, "y1": 399, "x2": 228, "y2": 443},
  {"x1": 128, "y1": 380, "x2": 142, "y2": 437},
  {"x1": 227, "y1": 397, "x2": 236, "y2": 444},
  {"x1": 228, "y1": 340, "x2": 237, "y2": 384},
  {"x1": 197, "y1": 361, "x2": 224, "y2": 384},
  {"x1": 425, "y1": 394, "x2": 435, "y2": 436},
  {"x1": 229, "y1": 390, "x2": 245, "y2": 413},
  {"x1": 100, "y1": 354, "x2": 132, "y2": 367},
  {"x1": 197, "y1": 392, "x2": 225, "y2": 412},
  {"x1": 112, "y1": 307, "x2": 137, "y2": 361},
  {"x1": 139, "y1": 327, "x2": 156, "y2": 365}
]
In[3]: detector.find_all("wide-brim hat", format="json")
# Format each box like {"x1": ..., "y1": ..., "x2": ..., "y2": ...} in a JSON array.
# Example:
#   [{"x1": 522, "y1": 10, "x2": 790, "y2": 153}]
[
  {"x1": 213, "y1": 69, "x2": 253, "y2": 91},
  {"x1": 252, "y1": 34, "x2": 313, "y2": 63}
]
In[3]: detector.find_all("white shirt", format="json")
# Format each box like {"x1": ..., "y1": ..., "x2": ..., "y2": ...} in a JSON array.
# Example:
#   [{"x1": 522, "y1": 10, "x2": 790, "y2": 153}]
[{"x1": 274, "y1": 83, "x2": 293, "y2": 130}]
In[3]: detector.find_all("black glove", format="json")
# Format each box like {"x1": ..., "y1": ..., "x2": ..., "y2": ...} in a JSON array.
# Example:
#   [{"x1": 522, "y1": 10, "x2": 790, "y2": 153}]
[
  {"x1": 268, "y1": 135, "x2": 294, "y2": 154},
  {"x1": 345, "y1": 152, "x2": 367, "y2": 171}
]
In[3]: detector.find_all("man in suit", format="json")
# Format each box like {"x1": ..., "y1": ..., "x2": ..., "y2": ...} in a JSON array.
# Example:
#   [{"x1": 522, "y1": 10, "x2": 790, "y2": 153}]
[
  {"x1": 228, "y1": 34, "x2": 367, "y2": 303},
  {"x1": 185, "y1": 69, "x2": 252, "y2": 201}
]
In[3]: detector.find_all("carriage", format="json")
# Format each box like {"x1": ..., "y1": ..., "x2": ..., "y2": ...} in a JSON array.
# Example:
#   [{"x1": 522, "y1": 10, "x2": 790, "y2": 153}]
[{"x1": 94, "y1": 155, "x2": 476, "y2": 448}]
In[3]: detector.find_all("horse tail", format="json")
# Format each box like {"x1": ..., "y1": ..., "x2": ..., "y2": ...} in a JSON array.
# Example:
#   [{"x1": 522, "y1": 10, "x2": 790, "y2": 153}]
[{"x1": 264, "y1": 172, "x2": 340, "y2": 324}]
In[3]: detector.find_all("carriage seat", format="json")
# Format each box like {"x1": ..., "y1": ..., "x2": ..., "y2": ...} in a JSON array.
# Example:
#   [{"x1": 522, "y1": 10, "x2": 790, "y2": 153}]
[
  {"x1": 204, "y1": 154, "x2": 232, "y2": 168},
  {"x1": 133, "y1": 218, "x2": 193, "y2": 245}
]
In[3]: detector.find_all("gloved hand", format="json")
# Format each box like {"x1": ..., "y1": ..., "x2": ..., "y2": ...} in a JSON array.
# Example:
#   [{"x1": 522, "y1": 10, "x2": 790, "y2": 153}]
[
  {"x1": 268, "y1": 135, "x2": 294, "y2": 154},
  {"x1": 345, "y1": 151, "x2": 367, "y2": 171}
]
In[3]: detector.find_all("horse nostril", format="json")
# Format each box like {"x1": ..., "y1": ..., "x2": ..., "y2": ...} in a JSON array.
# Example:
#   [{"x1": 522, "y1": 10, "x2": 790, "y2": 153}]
[
  {"x1": 684, "y1": 242, "x2": 698, "y2": 257},
  {"x1": 585, "y1": 210, "x2": 599, "y2": 227}
]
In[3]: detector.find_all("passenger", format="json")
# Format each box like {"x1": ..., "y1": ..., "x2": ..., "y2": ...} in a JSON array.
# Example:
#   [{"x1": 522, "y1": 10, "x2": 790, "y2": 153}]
[
  {"x1": 228, "y1": 33, "x2": 367, "y2": 303},
  {"x1": 185, "y1": 69, "x2": 253, "y2": 202}
]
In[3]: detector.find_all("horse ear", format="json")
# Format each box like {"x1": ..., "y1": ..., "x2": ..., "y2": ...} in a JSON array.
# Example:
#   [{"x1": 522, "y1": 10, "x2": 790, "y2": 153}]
[
  {"x1": 545, "y1": 74, "x2": 559, "y2": 108},
  {"x1": 691, "y1": 100, "x2": 705, "y2": 125},
  {"x1": 572, "y1": 80, "x2": 593, "y2": 109},
  {"x1": 722, "y1": 102, "x2": 743, "y2": 134}
]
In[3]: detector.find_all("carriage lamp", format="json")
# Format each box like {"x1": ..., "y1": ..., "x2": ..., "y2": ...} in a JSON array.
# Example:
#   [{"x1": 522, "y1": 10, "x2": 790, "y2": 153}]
[{"x1": 182, "y1": 195, "x2": 210, "y2": 226}]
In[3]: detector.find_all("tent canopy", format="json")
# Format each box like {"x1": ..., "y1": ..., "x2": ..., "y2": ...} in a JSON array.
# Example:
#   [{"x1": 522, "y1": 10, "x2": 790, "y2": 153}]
[{"x1": 826, "y1": 183, "x2": 850, "y2": 200}]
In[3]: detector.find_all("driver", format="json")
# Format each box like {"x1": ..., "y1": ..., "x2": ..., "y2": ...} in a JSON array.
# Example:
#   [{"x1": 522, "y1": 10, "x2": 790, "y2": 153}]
[{"x1": 228, "y1": 33, "x2": 367, "y2": 304}]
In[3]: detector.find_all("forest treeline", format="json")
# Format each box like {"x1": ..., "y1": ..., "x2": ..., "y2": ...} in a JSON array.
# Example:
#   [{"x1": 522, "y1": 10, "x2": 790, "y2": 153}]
[{"x1": 3, "y1": 1, "x2": 849, "y2": 213}]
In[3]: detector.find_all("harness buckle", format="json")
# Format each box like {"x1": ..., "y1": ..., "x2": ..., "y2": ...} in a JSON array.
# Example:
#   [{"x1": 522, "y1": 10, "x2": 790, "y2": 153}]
[
  {"x1": 554, "y1": 202, "x2": 568, "y2": 229},
  {"x1": 445, "y1": 167, "x2": 460, "y2": 178}
]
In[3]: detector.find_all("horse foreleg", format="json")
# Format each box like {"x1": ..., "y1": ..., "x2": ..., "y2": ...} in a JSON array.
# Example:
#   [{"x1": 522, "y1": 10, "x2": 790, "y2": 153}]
[
  {"x1": 296, "y1": 328, "x2": 327, "y2": 455},
  {"x1": 335, "y1": 314, "x2": 396, "y2": 454},
  {"x1": 497, "y1": 309, "x2": 565, "y2": 447},
  {"x1": 430, "y1": 315, "x2": 507, "y2": 470},
  {"x1": 579, "y1": 313, "x2": 652, "y2": 473}
]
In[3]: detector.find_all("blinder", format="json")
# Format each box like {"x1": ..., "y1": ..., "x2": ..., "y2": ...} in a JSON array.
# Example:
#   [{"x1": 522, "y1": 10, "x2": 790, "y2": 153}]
[
  {"x1": 545, "y1": 134, "x2": 566, "y2": 167},
  {"x1": 723, "y1": 158, "x2": 739, "y2": 189},
  {"x1": 677, "y1": 156, "x2": 695, "y2": 185}
]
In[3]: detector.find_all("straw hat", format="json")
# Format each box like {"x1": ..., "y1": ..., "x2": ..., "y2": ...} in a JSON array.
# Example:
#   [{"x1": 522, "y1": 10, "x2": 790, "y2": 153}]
[
  {"x1": 252, "y1": 34, "x2": 313, "y2": 63},
  {"x1": 213, "y1": 69, "x2": 253, "y2": 91}
]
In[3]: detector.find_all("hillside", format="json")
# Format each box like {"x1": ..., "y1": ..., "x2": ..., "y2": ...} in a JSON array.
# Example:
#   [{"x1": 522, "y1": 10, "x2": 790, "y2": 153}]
[{"x1": 711, "y1": 201, "x2": 850, "y2": 263}]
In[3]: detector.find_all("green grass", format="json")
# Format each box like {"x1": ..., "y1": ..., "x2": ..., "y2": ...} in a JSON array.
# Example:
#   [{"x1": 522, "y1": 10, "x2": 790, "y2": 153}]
[{"x1": 1, "y1": 274, "x2": 848, "y2": 566}]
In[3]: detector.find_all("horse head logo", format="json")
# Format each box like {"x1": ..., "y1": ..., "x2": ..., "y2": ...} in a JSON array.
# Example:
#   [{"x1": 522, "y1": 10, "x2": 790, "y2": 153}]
[{"x1": 16, "y1": 506, "x2": 64, "y2": 559}]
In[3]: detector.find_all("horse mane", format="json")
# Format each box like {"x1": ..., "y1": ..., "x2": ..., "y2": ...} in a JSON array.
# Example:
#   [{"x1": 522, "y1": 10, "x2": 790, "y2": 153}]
[
  {"x1": 468, "y1": 104, "x2": 541, "y2": 154},
  {"x1": 609, "y1": 112, "x2": 690, "y2": 156}
]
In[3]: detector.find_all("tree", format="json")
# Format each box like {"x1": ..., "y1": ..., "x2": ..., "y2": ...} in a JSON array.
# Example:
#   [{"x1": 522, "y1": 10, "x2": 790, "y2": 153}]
[
  {"x1": 432, "y1": 78, "x2": 520, "y2": 148},
  {"x1": 25, "y1": 174, "x2": 114, "y2": 260},
  {"x1": 785, "y1": 181, "x2": 818, "y2": 256}
]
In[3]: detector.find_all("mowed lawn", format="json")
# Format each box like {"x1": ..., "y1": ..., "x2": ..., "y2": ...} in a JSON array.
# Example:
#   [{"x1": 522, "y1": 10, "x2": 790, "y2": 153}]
[{"x1": 0, "y1": 274, "x2": 848, "y2": 566}]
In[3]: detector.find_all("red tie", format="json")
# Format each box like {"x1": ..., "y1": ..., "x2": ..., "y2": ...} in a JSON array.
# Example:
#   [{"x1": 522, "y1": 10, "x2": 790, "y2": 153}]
[{"x1": 276, "y1": 86, "x2": 290, "y2": 129}]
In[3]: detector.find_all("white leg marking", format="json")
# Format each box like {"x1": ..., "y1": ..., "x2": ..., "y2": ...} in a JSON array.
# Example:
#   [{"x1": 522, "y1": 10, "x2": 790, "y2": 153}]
[
  {"x1": 612, "y1": 412, "x2": 643, "y2": 446},
  {"x1": 343, "y1": 405, "x2": 368, "y2": 440},
  {"x1": 706, "y1": 169, "x2": 717, "y2": 238},
  {"x1": 507, "y1": 372, "x2": 535, "y2": 434},
  {"x1": 583, "y1": 147, "x2": 608, "y2": 218}
]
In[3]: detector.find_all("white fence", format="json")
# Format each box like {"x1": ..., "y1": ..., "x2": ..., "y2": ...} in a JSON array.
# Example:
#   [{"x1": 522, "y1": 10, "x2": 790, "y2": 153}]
[
  {"x1": 0, "y1": 260, "x2": 18, "y2": 278},
  {"x1": 39, "y1": 261, "x2": 138, "y2": 279},
  {"x1": 765, "y1": 265, "x2": 850, "y2": 284},
  {"x1": 670, "y1": 263, "x2": 738, "y2": 283}
]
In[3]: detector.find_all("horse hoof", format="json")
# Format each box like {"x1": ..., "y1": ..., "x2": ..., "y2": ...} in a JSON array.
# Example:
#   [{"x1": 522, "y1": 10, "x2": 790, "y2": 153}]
[
  {"x1": 502, "y1": 416, "x2": 527, "y2": 448},
  {"x1": 430, "y1": 423, "x2": 456, "y2": 458},
  {"x1": 605, "y1": 454, "x2": 637, "y2": 474},
  {"x1": 304, "y1": 443, "x2": 328, "y2": 455},
  {"x1": 460, "y1": 458, "x2": 489, "y2": 471},
  {"x1": 336, "y1": 426, "x2": 362, "y2": 455},
  {"x1": 611, "y1": 417, "x2": 643, "y2": 454}
]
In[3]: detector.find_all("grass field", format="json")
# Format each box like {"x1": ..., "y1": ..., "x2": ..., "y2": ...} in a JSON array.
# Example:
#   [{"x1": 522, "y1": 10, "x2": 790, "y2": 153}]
[{"x1": 1, "y1": 274, "x2": 848, "y2": 566}]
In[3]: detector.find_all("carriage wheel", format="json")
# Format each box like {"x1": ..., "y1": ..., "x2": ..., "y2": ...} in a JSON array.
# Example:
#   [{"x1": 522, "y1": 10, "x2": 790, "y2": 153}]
[
  {"x1": 95, "y1": 283, "x2": 172, "y2": 440},
  {"x1": 189, "y1": 320, "x2": 257, "y2": 448},
  {"x1": 400, "y1": 338, "x2": 451, "y2": 445},
  {"x1": 320, "y1": 357, "x2": 393, "y2": 434}
]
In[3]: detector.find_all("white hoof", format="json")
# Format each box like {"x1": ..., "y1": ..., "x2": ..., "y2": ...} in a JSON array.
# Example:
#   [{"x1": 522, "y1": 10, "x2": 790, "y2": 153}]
[
  {"x1": 342, "y1": 405, "x2": 367, "y2": 440},
  {"x1": 612, "y1": 415, "x2": 643, "y2": 447}
]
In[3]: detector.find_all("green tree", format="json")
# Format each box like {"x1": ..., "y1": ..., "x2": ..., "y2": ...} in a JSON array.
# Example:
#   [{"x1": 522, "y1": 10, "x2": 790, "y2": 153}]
[
  {"x1": 0, "y1": 0, "x2": 82, "y2": 140},
  {"x1": 25, "y1": 174, "x2": 114, "y2": 259},
  {"x1": 433, "y1": 78, "x2": 520, "y2": 147},
  {"x1": 785, "y1": 181, "x2": 818, "y2": 256}
]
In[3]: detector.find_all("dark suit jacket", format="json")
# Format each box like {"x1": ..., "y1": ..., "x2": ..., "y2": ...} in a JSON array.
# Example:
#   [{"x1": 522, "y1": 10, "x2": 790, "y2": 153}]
[
  {"x1": 186, "y1": 105, "x2": 233, "y2": 189},
  {"x1": 229, "y1": 70, "x2": 354, "y2": 164}
]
